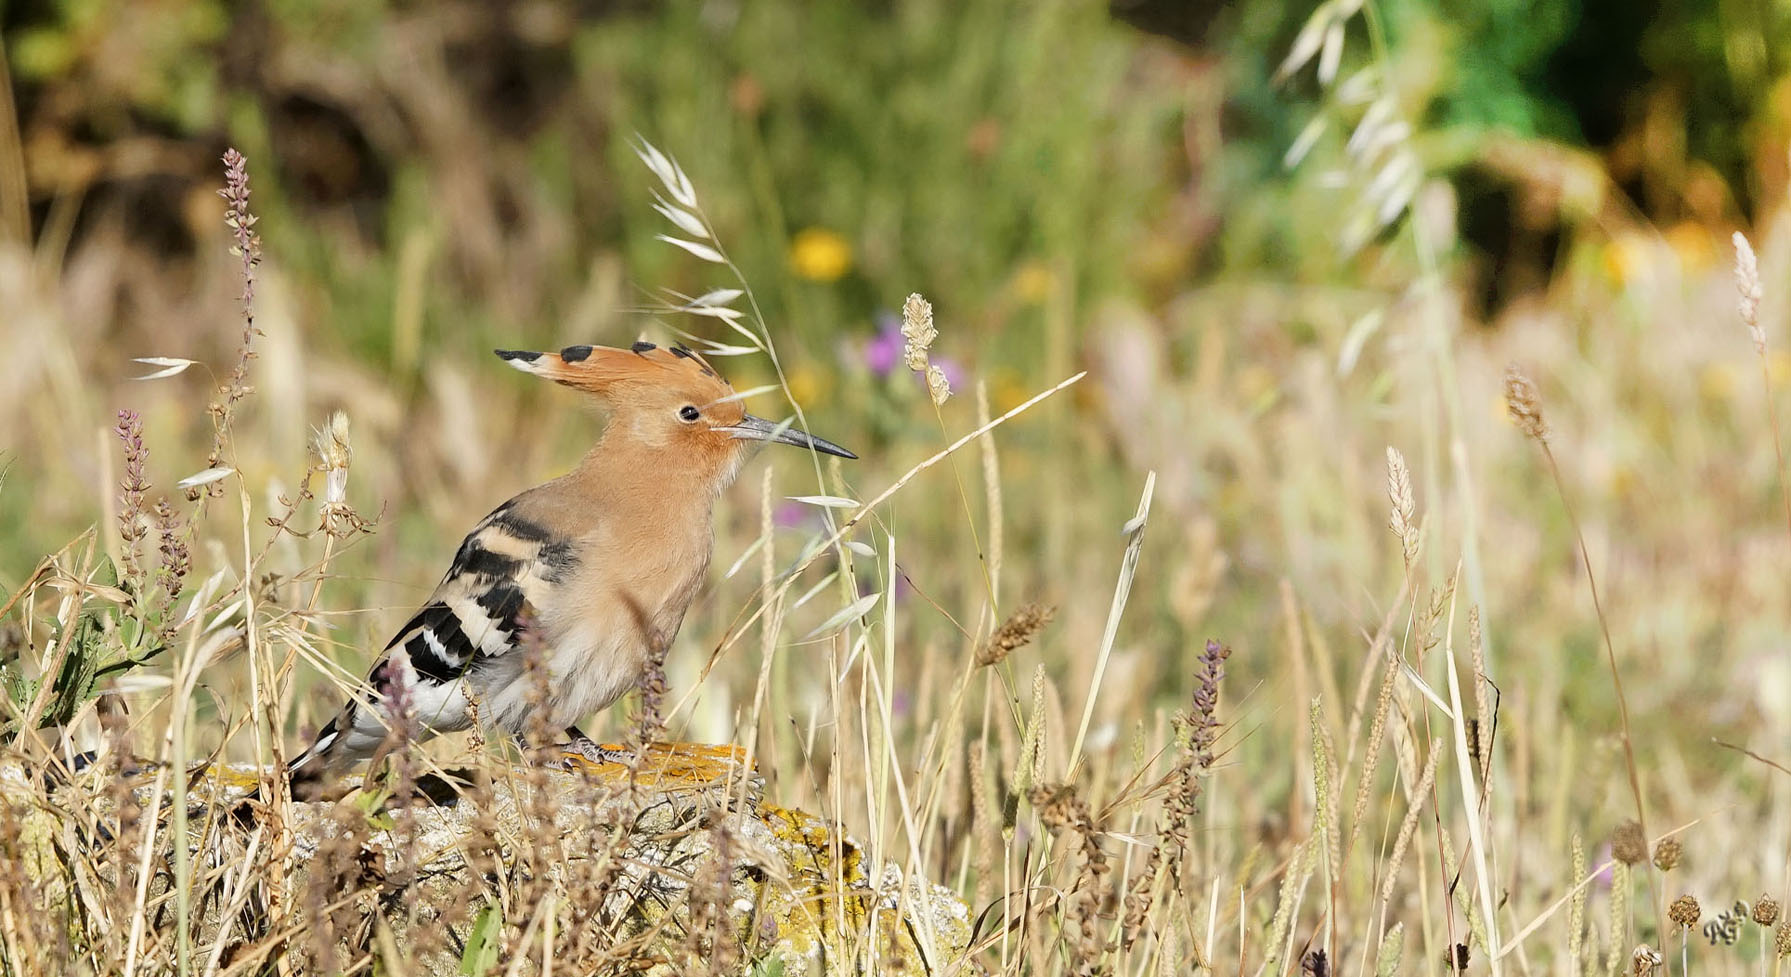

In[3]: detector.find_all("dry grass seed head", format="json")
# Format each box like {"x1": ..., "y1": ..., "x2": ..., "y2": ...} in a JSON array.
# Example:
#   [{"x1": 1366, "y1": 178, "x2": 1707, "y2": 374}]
[
  {"x1": 1568, "y1": 833, "x2": 1587, "y2": 970},
  {"x1": 1385, "y1": 445, "x2": 1419, "y2": 565},
  {"x1": 1503, "y1": 365, "x2": 1548, "y2": 442},
  {"x1": 968, "y1": 742, "x2": 994, "y2": 910},
  {"x1": 1734, "y1": 231, "x2": 1766, "y2": 352},
  {"x1": 926, "y1": 363, "x2": 952, "y2": 405},
  {"x1": 900, "y1": 292, "x2": 937, "y2": 372},
  {"x1": 978, "y1": 601, "x2": 1057, "y2": 666},
  {"x1": 1605, "y1": 862, "x2": 1631, "y2": 977},
  {"x1": 1124, "y1": 639, "x2": 1229, "y2": 946},
  {"x1": 1376, "y1": 740, "x2": 1441, "y2": 910},
  {"x1": 1374, "y1": 923, "x2": 1404, "y2": 977}
]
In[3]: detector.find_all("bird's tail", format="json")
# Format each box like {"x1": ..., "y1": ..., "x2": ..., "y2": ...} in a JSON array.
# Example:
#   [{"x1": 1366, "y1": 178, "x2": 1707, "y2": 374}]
[
  {"x1": 285, "y1": 716, "x2": 340, "y2": 774},
  {"x1": 282, "y1": 710, "x2": 353, "y2": 800}
]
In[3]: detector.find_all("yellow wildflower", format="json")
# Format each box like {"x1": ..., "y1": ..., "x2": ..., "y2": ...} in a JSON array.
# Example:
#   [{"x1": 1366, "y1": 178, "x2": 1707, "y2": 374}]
[{"x1": 790, "y1": 227, "x2": 852, "y2": 282}]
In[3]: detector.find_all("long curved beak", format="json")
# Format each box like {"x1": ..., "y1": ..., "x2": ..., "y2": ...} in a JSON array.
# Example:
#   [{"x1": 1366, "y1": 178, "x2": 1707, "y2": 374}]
[{"x1": 719, "y1": 414, "x2": 857, "y2": 459}]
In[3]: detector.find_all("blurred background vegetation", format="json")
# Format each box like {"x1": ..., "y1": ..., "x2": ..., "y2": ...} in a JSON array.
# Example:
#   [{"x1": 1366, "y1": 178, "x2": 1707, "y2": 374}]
[{"x1": 3, "y1": 0, "x2": 1791, "y2": 953}]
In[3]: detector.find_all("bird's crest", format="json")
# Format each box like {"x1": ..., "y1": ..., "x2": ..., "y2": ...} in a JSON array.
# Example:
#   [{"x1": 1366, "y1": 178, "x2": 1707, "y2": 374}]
[{"x1": 494, "y1": 342, "x2": 733, "y2": 407}]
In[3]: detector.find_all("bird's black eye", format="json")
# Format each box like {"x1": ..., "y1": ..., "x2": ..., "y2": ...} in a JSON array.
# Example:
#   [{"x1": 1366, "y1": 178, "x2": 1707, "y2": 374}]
[{"x1": 678, "y1": 405, "x2": 701, "y2": 423}]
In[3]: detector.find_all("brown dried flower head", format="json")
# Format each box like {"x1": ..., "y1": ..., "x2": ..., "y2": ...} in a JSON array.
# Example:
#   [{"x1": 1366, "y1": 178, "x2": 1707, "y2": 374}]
[
  {"x1": 1651, "y1": 837, "x2": 1682, "y2": 872},
  {"x1": 1775, "y1": 919, "x2": 1791, "y2": 957},
  {"x1": 1629, "y1": 944, "x2": 1662, "y2": 976},
  {"x1": 1668, "y1": 894, "x2": 1700, "y2": 929},
  {"x1": 1753, "y1": 895, "x2": 1780, "y2": 927},
  {"x1": 1610, "y1": 820, "x2": 1647, "y2": 866},
  {"x1": 1503, "y1": 365, "x2": 1548, "y2": 441},
  {"x1": 978, "y1": 601, "x2": 1058, "y2": 667}
]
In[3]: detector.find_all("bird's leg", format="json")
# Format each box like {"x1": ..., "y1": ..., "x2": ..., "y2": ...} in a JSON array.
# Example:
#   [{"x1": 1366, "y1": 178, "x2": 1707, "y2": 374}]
[
  {"x1": 563, "y1": 725, "x2": 632, "y2": 766},
  {"x1": 510, "y1": 729, "x2": 553, "y2": 764}
]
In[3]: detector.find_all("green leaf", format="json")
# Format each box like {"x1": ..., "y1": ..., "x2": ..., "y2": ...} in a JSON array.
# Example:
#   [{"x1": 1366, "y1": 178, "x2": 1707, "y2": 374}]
[
  {"x1": 1, "y1": 666, "x2": 36, "y2": 739},
  {"x1": 460, "y1": 902, "x2": 502, "y2": 976},
  {"x1": 750, "y1": 956, "x2": 786, "y2": 977},
  {"x1": 41, "y1": 605, "x2": 113, "y2": 730}
]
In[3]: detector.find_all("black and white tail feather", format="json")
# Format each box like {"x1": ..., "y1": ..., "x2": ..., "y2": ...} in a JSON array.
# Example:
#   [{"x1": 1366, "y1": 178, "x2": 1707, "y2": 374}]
[{"x1": 287, "y1": 496, "x2": 574, "y2": 778}]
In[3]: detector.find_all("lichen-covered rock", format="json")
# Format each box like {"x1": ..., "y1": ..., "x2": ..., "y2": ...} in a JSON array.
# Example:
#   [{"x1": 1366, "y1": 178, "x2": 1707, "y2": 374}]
[{"x1": 87, "y1": 742, "x2": 969, "y2": 975}]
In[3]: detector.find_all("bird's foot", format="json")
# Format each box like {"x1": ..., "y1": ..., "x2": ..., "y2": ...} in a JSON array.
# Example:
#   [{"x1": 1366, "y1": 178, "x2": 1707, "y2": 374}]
[
  {"x1": 564, "y1": 742, "x2": 633, "y2": 770},
  {"x1": 560, "y1": 726, "x2": 634, "y2": 770}
]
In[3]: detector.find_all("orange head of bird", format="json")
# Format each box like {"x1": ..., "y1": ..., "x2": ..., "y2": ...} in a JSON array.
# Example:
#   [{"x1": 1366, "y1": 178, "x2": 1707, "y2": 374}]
[{"x1": 495, "y1": 342, "x2": 854, "y2": 484}]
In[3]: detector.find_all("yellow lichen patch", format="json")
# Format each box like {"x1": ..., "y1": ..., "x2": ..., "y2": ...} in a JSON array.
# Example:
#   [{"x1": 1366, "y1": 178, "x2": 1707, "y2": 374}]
[
  {"x1": 756, "y1": 802, "x2": 886, "y2": 962},
  {"x1": 559, "y1": 741, "x2": 757, "y2": 792},
  {"x1": 757, "y1": 803, "x2": 864, "y2": 888},
  {"x1": 201, "y1": 763, "x2": 266, "y2": 792}
]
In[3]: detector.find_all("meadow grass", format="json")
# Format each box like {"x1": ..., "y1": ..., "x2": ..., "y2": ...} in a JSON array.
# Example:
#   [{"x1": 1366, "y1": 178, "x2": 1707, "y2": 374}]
[
  {"x1": 1, "y1": 132, "x2": 1787, "y2": 975},
  {"x1": 3, "y1": 4, "x2": 1791, "y2": 974}
]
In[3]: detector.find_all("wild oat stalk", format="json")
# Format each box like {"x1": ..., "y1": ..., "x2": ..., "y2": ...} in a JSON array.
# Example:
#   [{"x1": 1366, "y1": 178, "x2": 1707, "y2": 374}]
[{"x1": 630, "y1": 138, "x2": 846, "y2": 529}]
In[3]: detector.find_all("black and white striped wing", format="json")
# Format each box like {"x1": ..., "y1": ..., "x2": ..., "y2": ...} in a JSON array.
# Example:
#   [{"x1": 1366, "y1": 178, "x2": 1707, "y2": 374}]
[{"x1": 291, "y1": 500, "x2": 578, "y2": 771}]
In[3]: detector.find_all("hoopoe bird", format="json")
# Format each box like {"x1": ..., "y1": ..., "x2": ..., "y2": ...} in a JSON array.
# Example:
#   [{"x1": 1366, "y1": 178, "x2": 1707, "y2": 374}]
[{"x1": 288, "y1": 341, "x2": 854, "y2": 780}]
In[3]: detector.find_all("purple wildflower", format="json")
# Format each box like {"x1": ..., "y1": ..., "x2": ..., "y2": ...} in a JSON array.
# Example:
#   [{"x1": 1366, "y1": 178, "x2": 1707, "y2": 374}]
[
  {"x1": 864, "y1": 313, "x2": 903, "y2": 376},
  {"x1": 775, "y1": 501, "x2": 814, "y2": 530},
  {"x1": 114, "y1": 409, "x2": 150, "y2": 580}
]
